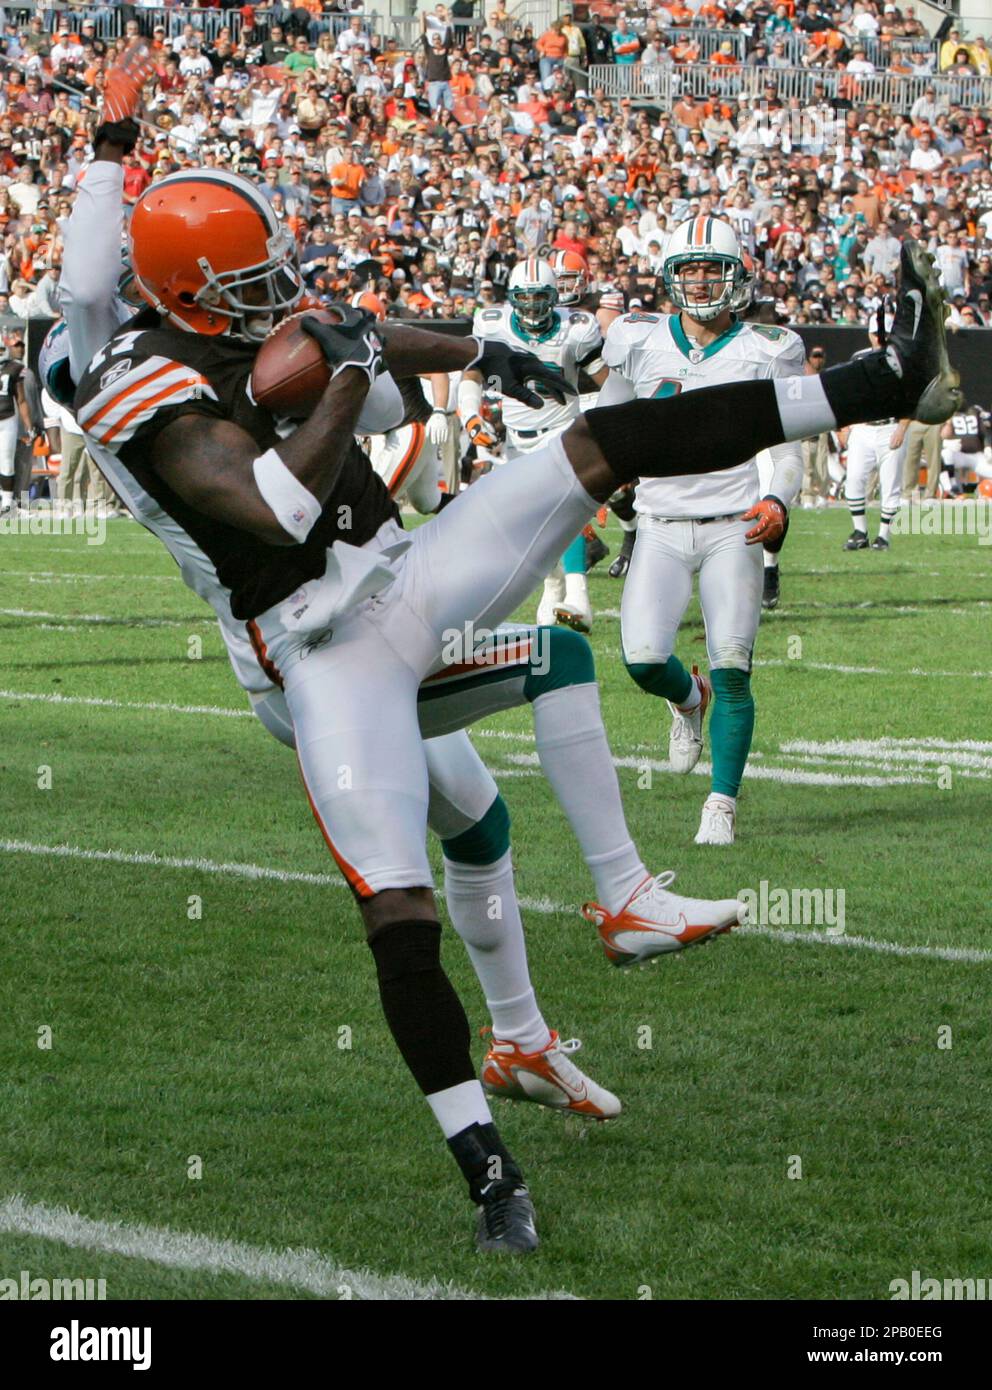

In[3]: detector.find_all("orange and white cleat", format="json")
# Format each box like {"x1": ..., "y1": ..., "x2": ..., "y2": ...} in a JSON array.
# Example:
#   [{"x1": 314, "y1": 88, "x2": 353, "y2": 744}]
[
  {"x1": 582, "y1": 871, "x2": 744, "y2": 967},
  {"x1": 667, "y1": 665, "x2": 711, "y2": 773},
  {"x1": 481, "y1": 1030, "x2": 621, "y2": 1119}
]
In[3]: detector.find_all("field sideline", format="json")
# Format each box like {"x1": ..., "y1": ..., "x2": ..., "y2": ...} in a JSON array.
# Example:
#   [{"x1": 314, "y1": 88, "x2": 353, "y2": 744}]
[{"x1": 1, "y1": 503, "x2": 990, "y2": 1301}]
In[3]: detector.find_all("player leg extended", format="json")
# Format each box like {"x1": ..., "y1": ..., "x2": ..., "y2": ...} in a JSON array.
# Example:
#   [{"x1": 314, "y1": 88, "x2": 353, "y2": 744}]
[
  {"x1": 249, "y1": 677, "x2": 621, "y2": 1121},
  {"x1": 251, "y1": 610, "x2": 540, "y2": 1254},
  {"x1": 425, "y1": 733, "x2": 620, "y2": 1119},
  {"x1": 619, "y1": 515, "x2": 712, "y2": 778},
  {"x1": 418, "y1": 620, "x2": 742, "y2": 965},
  {"x1": 693, "y1": 519, "x2": 764, "y2": 845}
]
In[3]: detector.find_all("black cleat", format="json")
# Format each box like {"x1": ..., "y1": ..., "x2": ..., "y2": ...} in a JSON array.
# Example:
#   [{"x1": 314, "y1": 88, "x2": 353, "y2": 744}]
[
  {"x1": 585, "y1": 531, "x2": 610, "y2": 570},
  {"x1": 476, "y1": 1181, "x2": 539, "y2": 1254},
  {"x1": 844, "y1": 530, "x2": 870, "y2": 550},
  {"x1": 870, "y1": 535, "x2": 890, "y2": 550},
  {"x1": 761, "y1": 565, "x2": 780, "y2": 610},
  {"x1": 886, "y1": 240, "x2": 963, "y2": 423},
  {"x1": 608, "y1": 530, "x2": 636, "y2": 578}
]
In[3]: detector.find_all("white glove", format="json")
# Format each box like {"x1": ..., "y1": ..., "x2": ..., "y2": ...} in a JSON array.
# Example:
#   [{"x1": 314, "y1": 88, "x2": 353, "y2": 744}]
[{"x1": 426, "y1": 410, "x2": 450, "y2": 447}]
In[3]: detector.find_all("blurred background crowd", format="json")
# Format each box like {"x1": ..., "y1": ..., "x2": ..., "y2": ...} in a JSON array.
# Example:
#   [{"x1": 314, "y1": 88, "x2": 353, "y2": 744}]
[{"x1": 1, "y1": 0, "x2": 991, "y2": 338}]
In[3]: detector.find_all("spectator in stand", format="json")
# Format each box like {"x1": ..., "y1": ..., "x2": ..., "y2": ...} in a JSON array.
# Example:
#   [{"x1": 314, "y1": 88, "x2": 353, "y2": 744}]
[
  {"x1": 537, "y1": 21, "x2": 568, "y2": 86},
  {"x1": 330, "y1": 141, "x2": 365, "y2": 215},
  {"x1": 561, "y1": 13, "x2": 586, "y2": 68},
  {"x1": 611, "y1": 17, "x2": 641, "y2": 67},
  {"x1": 420, "y1": 11, "x2": 455, "y2": 111}
]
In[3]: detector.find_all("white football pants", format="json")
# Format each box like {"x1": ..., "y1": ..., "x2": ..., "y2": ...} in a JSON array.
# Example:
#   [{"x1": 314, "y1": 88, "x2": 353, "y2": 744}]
[
  {"x1": 846, "y1": 422, "x2": 905, "y2": 512},
  {"x1": 253, "y1": 438, "x2": 595, "y2": 894},
  {"x1": 620, "y1": 513, "x2": 762, "y2": 674}
]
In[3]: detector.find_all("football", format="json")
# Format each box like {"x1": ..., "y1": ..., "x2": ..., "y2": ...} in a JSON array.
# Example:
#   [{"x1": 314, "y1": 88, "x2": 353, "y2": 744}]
[{"x1": 250, "y1": 307, "x2": 341, "y2": 416}]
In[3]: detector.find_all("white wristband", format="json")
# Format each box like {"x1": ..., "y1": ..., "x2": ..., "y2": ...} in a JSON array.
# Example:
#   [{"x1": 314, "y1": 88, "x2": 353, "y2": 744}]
[{"x1": 252, "y1": 448, "x2": 322, "y2": 544}]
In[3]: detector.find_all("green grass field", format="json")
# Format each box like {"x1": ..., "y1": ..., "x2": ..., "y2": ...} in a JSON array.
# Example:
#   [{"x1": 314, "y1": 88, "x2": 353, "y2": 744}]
[{"x1": 1, "y1": 502, "x2": 991, "y2": 1301}]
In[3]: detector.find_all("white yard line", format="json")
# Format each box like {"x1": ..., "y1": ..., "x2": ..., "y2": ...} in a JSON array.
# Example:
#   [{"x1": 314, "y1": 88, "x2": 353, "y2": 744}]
[
  {"x1": 503, "y1": 750, "x2": 929, "y2": 789},
  {"x1": 3, "y1": 570, "x2": 176, "y2": 581},
  {"x1": 0, "y1": 689, "x2": 254, "y2": 721},
  {"x1": 0, "y1": 688, "x2": 937, "y2": 787},
  {"x1": 0, "y1": 838, "x2": 343, "y2": 888},
  {"x1": 756, "y1": 659, "x2": 992, "y2": 680},
  {"x1": 0, "y1": 607, "x2": 211, "y2": 628},
  {"x1": 739, "y1": 925, "x2": 992, "y2": 965},
  {"x1": 782, "y1": 738, "x2": 992, "y2": 770},
  {"x1": 0, "y1": 1195, "x2": 575, "y2": 1301},
  {"x1": 2, "y1": 837, "x2": 989, "y2": 964}
]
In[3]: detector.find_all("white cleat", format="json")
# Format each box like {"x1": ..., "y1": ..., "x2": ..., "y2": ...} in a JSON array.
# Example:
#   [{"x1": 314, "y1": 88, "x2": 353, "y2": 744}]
[
  {"x1": 481, "y1": 1030, "x2": 621, "y2": 1119},
  {"x1": 536, "y1": 574, "x2": 565, "y2": 627},
  {"x1": 667, "y1": 666, "x2": 711, "y2": 773},
  {"x1": 695, "y1": 795, "x2": 737, "y2": 846},
  {"x1": 582, "y1": 871, "x2": 743, "y2": 967}
]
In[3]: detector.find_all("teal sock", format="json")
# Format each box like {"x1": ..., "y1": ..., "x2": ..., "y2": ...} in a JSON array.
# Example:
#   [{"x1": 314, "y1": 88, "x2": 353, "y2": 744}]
[
  {"x1": 625, "y1": 655, "x2": 693, "y2": 704},
  {"x1": 709, "y1": 667, "x2": 754, "y2": 798},
  {"x1": 561, "y1": 532, "x2": 586, "y2": 575}
]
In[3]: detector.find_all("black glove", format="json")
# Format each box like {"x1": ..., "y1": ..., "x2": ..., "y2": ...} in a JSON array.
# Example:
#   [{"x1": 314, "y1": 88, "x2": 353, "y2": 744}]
[
  {"x1": 301, "y1": 307, "x2": 383, "y2": 384},
  {"x1": 93, "y1": 118, "x2": 140, "y2": 154},
  {"x1": 469, "y1": 339, "x2": 576, "y2": 410}
]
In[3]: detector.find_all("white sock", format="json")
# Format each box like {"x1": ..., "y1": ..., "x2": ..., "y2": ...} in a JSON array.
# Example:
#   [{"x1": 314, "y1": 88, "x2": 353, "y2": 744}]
[
  {"x1": 706, "y1": 792, "x2": 736, "y2": 808},
  {"x1": 532, "y1": 684, "x2": 647, "y2": 915},
  {"x1": 563, "y1": 571, "x2": 589, "y2": 608},
  {"x1": 677, "y1": 675, "x2": 702, "y2": 713},
  {"x1": 426, "y1": 1079, "x2": 493, "y2": 1139},
  {"x1": 0, "y1": 488, "x2": 13, "y2": 508},
  {"x1": 443, "y1": 851, "x2": 550, "y2": 1052},
  {"x1": 763, "y1": 551, "x2": 778, "y2": 570},
  {"x1": 773, "y1": 375, "x2": 836, "y2": 441}
]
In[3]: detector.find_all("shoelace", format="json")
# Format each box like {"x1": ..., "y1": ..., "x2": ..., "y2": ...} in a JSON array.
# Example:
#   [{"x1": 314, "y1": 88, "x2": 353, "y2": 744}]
[
  {"x1": 632, "y1": 871, "x2": 677, "y2": 910},
  {"x1": 548, "y1": 1037, "x2": 586, "y2": 1087},
  {"x1": 481, "y1": 1187, "x2": 530, "y2": 1238}
]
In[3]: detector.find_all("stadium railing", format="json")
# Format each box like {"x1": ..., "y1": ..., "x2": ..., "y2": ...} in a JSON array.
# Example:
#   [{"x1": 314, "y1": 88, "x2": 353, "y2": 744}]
[
  {"x1": 0, "y1": 4, "x2": 384, "y2": 43},
  {"x1": 582, "y1": 61, "x2": 992, "y2": 113}
]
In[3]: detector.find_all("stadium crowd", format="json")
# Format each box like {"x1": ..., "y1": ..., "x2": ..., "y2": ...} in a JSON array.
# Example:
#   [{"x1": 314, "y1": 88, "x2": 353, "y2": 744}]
[{"x1": 1, "y1": 1, "x2": 992, "y2": 340}]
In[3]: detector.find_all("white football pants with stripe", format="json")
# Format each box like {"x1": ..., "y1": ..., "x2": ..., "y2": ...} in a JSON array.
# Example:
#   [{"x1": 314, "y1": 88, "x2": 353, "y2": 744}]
[
  {"x1": 253, "y1": 438, "x2": 596, "y2": 895},
  {"x1": 846, "y1": 423, "x2": 905, "y2": 514},
  {"x1": 367, "y1": 421, "x2": 442, "y2": 514}
]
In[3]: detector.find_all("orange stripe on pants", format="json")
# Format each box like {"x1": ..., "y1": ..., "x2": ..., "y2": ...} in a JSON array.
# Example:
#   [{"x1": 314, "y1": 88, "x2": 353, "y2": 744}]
[
  {"x1": 297, "y1": 752, "x2": 376, "y2": 900},
  {"x1": 387, "y1": 421, "x2": 426, "y2": 498}
]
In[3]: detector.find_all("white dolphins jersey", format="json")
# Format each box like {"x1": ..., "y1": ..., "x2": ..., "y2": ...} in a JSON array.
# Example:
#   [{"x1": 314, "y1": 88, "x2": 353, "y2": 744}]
[
  {"x1": 472, "y1": 302, "x2": 604, "y2": 445},
  {"x1": 603, "y1": 312, "x2": 807, "y2": 517}
]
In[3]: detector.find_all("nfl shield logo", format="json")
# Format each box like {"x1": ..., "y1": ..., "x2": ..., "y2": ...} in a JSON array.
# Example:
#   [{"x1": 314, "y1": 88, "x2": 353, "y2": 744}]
[{"x1": 689, "y1": 349, "x2": 704, "y2": 365}]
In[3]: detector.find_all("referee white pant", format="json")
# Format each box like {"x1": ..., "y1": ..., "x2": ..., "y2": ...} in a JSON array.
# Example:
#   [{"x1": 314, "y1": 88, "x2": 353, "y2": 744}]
[{"x1": 846, "y1": 421, "x2": 905, "y2": 516}]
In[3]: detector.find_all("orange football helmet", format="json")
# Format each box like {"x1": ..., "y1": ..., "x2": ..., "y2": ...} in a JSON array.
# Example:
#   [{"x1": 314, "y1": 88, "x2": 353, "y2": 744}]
[
  {"x1": 129, "y1": 170, "x2": 303, "y2": 340},
  {"x1": 549, "y1": 249, "x2": 589, "y2": 306},
  {"x1": 350, "y1": 289, "x2": 386, "y2": 321}
]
